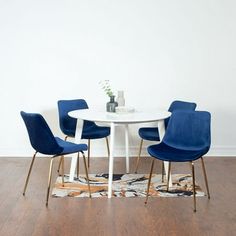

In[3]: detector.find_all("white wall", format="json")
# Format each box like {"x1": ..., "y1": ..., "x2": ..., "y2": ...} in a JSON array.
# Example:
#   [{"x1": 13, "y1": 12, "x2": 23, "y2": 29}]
[{"x1": 0, "y1": 0, "x2": 235, "y2": 157}]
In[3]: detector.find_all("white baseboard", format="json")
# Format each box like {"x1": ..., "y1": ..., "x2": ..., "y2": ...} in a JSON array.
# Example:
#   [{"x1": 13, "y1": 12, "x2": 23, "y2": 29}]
[{"x1": 207, "y1": 146, "x2": 236, "y2": 156}]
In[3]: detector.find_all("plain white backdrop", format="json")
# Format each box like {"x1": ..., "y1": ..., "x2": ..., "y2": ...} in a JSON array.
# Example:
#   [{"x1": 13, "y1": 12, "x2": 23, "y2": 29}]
[{"x1": 0, "y1": 0, "x2": 235, "y2": 156}]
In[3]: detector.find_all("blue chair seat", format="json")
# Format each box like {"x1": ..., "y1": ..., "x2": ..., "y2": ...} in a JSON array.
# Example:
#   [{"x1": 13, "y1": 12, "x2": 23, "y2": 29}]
[
  {"x1": 145, "y1": 110, "x2": 211, "y2": 212},
  {"x1": 58, "y1": 99, "x2": 110, "y2": 168},
  {"x1": 20, "y1": 111, "x2": 91, "y2": 206},
  {"x1": 61, "y1": 122, "x2": 110, "y2": 140},
  {"x1": 55, "y1": 137, "x2": 88, "y2": 155},
  {"x1": 82, "y1": 126, "x2": 110, "y2": 139},
  {"x1": 148, "y1": 142, "x2": 209, "y2": 162},
  {"x1": 134, "y1": 100, "x2": 197, "y2": 173},
  {"x1": 138, "y1": 127, "x2": 160, "y2": 141}
]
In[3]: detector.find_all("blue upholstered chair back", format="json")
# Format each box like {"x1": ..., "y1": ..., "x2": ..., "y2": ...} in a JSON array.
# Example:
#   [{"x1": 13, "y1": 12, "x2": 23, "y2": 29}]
[
  {"x1": 168, "y1": 100, "x2": 196, "y2": 112},
  {"x1": 21, "y1": 111, "x2": 63, "y2": 155},
  {"x1": 58, "y1": 99, "x2": 95, "y2": 137},
  {"x1": 163, "y1": 111, "x2": 211, "y2": 151},
  {"x1": 165, "y1": 100, "x2": 197, "y2": 126}
]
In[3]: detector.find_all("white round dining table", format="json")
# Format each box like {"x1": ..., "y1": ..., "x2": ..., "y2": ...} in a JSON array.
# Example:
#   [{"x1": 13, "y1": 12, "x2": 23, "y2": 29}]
[{"x1": 68, "y1": 109, "x2": 172, "y2": 198}]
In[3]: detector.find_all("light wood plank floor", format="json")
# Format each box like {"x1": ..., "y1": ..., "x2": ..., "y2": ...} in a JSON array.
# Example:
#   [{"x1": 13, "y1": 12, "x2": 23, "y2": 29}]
[{"x1": 0, "y1": 156, "x2": 235, "y2": 236}]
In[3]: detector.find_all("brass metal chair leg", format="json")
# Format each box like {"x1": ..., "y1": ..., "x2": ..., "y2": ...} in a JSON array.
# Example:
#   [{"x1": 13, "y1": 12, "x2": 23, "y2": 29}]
[
  {"x1": 57, "y1": 156, "x2": 62, "y2": 175},
  {"x1": 23, "y1": 151, "x2": 37, "y2": 196},
  {"x1": 189, "y1": 162, "x2": 192, "y2": 171},
  {"x1": 61, "y1": 156, "x2": 64, "y2": 187},
  {"x1": 135, "y1": 139, "x2": 143, "y2": 173},
  {"x1": 76, "y1": 152, "x2": 80, "y2": 178},
  {"x1": 161, "y1": 161, "x2": 164, "y2": 183},
  {"x1": 167, "y1": 162, "x2": 171, "y2": 192},
  {"x1": 145, "y1": 159, "x2": 155, "y2": 204},
  {"x1": 106, "y1": 137, "x2": 110, "y2": 158},
  {"x1": 191, "y1": 161, "x2": 197, "y2": 212},
  {"x1": 82, "y1": 152, "x2": 91, "y2": 198},
  {"x1": 88, "y1": 139, "x2": 91, "y2": 168},
  {"x1": 46, "y1": 158, "x2": 54, "y2": 207},
  {"x1": 201, "y1": 157, "x2": 210, "y2": 199}
]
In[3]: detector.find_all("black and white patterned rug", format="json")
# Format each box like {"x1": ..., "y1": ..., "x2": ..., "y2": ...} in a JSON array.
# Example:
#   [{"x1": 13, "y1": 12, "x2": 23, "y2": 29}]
[{"x1": 52, "y1": 173, "x2": 205, "y2": 198}]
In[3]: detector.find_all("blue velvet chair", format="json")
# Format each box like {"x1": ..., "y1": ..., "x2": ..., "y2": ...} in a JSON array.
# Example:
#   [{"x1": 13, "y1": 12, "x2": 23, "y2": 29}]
[
  {"x1": 20, "y1": 111, "x2": 91, "y2": 206},
  {"x1": 57, "y1": 99, "x2": 110, "y2": 171},
  {"x1": 134, "y1": 100, "x2": 197, "y2": 173},
  {"x1": 145, "y1": 110, "x2": 211, "y2": 212}
]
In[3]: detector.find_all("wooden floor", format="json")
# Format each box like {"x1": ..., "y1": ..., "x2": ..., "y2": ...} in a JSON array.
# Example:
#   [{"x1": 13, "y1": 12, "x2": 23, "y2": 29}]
[{"x1": 0, "y1": 156, "x2": 236, "y2": 236}]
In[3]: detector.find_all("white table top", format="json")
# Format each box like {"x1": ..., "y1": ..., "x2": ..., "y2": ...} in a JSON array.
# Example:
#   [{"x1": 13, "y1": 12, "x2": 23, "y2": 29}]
[
  {"x1": 68, "y1": 108, "x2": 173, "y2": 193},
  {"x1": 68, "y1": 109, "x2": 171, "y2": 124}
]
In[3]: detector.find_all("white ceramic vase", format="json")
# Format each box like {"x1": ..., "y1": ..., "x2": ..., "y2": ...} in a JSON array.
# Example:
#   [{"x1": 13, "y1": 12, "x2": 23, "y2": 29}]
[{"x1": 116, "y1": 90, "x2": 125, "y2": 107}]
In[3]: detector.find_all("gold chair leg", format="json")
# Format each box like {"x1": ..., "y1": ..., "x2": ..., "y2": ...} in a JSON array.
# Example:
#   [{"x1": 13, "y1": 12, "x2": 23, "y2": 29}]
[
  {"x1": 161, "y1": 161, "x2": 164, "y2": 183},
  {"x1": 145, "y1": 159, "x2": 155, "y2": 204},
  {"x1": 46, "y1": 158, "x2": 54, "y2": 207},
  {"x1": 76, "y1": 152, "x2": 80, "y2": 178},
  {"x1": 82, "y1": 152, "x2": 91, "y2": 198},
  {"x1": 57, "y1": 156, "x2": 62, "y2": 175},
  {"x1": 88, "y1": 139, "x2": 91, "y2": 168},
  {"x1": 189, "y1": 162, "x2": 192, "y2": 171},
  {"x1": 106, "y1": 137, "x2": 110, "y2": 158},
  {"x1": 191, "y1": 161, "x2": 197, "y2": 212},
  {"x1": 135, "y1": 139, "x2": 143, "y2": 173},
  {"x1": 57, "y1": 136, "x2": 68, "y2": 173},
  {"x1": 61, "y1": 156, "x2": 64, "y2": 187},
  {"x1": 201, "y1": 157, "x2": 210, "y2": 199},
  {"x1": 167, "y1": 162, "x2": 171, "y2": 192},
  {"x1": 23, "y1": 151, "x2": 37, "y2": 196}
]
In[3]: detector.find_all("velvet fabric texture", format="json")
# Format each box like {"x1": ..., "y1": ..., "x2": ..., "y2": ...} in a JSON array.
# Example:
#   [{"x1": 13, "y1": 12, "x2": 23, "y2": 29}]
[
  {"x1": 138, "y1": 100, "x2": 197, "y2": 141},
  {"x1": 20, "y1": 111, "x2": 87, "y2": 156},
  {"x1": 58, "y1": 99, "x2": 110, "y2": 139},
  {"x1": 147, "y1": 111, "x2": 211, "y2": 162}
]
